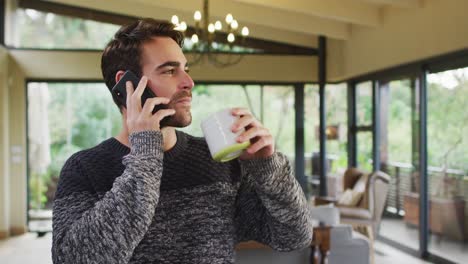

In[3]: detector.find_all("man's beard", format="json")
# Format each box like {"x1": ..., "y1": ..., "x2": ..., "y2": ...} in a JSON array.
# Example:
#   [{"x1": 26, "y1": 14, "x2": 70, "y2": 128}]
[{"x1": 161, "y1": 90, "x2": 192, "y2": 128}]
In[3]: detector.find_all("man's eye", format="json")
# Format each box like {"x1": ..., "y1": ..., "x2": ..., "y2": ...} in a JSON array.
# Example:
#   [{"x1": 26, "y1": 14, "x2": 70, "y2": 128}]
[{"x1": 164, "y1": 69, "x2": 175, "y2": 74}]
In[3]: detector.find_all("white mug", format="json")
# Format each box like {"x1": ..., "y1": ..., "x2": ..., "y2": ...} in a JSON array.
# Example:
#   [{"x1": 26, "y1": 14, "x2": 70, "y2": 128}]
[{"x1": 201, "y1": 108, "x2": 251, "y2": 162}]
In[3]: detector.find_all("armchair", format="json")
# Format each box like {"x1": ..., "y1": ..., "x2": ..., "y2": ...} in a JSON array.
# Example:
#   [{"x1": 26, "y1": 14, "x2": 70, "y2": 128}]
[{"x1": 316, "y1": 168, "x2": 391, "y2": 240}]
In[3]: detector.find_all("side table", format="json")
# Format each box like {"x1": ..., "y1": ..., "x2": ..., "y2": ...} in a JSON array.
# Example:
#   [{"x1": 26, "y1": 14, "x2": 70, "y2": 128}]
[{"x1": 310, "y1": 225, "x2": 331, "y2": 264}]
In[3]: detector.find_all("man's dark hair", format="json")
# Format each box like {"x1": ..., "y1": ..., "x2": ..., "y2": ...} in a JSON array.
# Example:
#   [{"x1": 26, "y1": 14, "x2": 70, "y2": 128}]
[{"x1": 101, "y1": 18, "x2": 184, "y2": 109}]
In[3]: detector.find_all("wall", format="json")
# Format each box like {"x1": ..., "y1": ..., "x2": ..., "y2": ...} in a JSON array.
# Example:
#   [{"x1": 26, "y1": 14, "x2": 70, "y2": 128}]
[
  {"x1": 329, "y1": 0, "x2": 468, "y2": 81},
  {"x1": 7, "y1": 54, "x2": 27, "y2": 235},
  {"x1": 0, "y1": 46, "x2": 10, "y2": 238},
  {"x1": 327, "y1": 38, "x2": 344, "y2": 82}
]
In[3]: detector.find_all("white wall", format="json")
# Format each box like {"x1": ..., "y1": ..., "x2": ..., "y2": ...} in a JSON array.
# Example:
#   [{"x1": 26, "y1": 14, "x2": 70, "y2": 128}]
[
  {"x1": 0, "y1": 46, "x2": 10, "y2": 238},
  {"x1": 7, "y1": 55, "x2": 28, "y2": 235}
]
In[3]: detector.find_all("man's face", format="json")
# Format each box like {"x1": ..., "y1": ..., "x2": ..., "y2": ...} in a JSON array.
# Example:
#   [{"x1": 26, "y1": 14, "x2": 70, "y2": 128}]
[{"x1": 140, "y1": 37, "x2": 194, "y2": 127}]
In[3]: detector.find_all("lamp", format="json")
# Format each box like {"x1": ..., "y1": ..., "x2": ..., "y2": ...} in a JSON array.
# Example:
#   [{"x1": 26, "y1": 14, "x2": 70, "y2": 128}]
[
  {"x1": 170, "y1": 0, "x2": 250, "y2": 67},
  {"x1": 315, "y1": 125, "x2": 341, "y2": 140}
]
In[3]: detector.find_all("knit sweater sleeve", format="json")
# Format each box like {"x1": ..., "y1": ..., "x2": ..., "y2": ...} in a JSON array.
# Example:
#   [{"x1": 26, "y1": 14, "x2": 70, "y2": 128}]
[
  {"x1": 235, "y1": 152, "x2": 313, "y2": 251},
  {"x1": 52, "y1": 131, "x2": 163, "y2": 264}
]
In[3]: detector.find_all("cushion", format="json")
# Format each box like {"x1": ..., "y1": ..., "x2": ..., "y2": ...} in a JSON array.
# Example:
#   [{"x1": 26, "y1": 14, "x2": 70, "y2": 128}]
[
  {"x1": 353, "y1": 173, "x2": 368, "y2": 193},
  {"x1": 338, "y1": 188, "x2": 363, "y2": 206},
  {"x1": 343, "y1": 168, "x2": 364, "y2": 189},
  {"x1": 338, "y1": 173, "x2": 369, "y2": 206}
]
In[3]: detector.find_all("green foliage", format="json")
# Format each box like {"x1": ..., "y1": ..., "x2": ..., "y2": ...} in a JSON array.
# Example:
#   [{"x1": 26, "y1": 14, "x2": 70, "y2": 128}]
[
  {"x1": 387, "y1": 80, "x2": 412, "y2": 163},
  {"x1": 304, "y1": 84, "x2": 349, "y2": 173},
  {"x1": 28, "y1": 83, "x2": 121, "y2": 209},
  {"x1": 192, "y1": 84, "x2": 211, "y2": 96},
  {"x1": 428, "y1": 70, "x2": 468, "y2": 171},
  {"x1": 15, "y1": 8, "x2": 260, "y2": 53},
  {"x1": 15, "y1": 9, "x2": 119, "y2": 49},
  {"x1": 29, "y1": 173, "x2": 47, "y2": 210},
  {"x1": 357, "y1": 82, "x2": 373, "y2": 125}
]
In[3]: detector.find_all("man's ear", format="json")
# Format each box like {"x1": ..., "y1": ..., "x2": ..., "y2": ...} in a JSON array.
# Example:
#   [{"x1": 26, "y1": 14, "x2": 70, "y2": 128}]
[{"x1": 115, "y1": 70, "x2": 126, "y2": 84}]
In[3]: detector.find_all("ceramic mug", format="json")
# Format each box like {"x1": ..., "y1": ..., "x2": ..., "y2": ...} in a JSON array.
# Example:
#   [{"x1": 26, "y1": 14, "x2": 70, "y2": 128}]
[{"x1": 201, "y1": 108, "x2": 251, "y2": 162}]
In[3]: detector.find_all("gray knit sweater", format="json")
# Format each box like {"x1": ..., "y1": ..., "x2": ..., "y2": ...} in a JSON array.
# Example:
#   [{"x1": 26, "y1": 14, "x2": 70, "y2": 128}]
[{"x1": 52, "y1": 130, "x2": 312, "y2": 263}]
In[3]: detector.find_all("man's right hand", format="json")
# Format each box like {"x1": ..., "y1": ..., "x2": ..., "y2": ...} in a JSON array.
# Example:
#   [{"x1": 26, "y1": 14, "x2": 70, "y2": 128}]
[{"x1": 125, "y1": 76, "x2": 175, "y2": 133}]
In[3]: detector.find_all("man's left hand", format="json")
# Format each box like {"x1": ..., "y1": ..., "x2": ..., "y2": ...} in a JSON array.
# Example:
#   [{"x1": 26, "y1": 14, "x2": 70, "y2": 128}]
[{"x1": 231, "y1": 108, "x2": 275, "y2": 160}]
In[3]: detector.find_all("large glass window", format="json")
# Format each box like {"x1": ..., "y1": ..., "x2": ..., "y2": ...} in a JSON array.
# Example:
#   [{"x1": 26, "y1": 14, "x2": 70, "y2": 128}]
[
  {"x1": 356, "y1": 132, "x2": 373, "y2": 172},
  {"x1": 27, "y1": 82, "x2": 121, "y2": 231},
  {"x1": 379, "y1": 79, "x2": 419, "y2": 252},
  {"x1": 356, "y1": 81, "x2": 372, "y2": 126},
  {"x1": 304, "y1": 85, "x2": 320, "y2": 157},
  {"x1": 262, "y1": 85, "x2": 295, "y2": 156},
  {"x1": 182, "y1": 84, "x2": 295, "y2": 156},
  {"x1": 304, "y1": 83, "x2": 347, "y2": 197},
  {"x1": 356, "y1": 81, "x2": 373, "y2": 172},
  {"x1": 180, "y1": 84, "x2": 260, "y2": 137},
  {"x1": 12, "y1": 8, "x2": 264, "y2": 53},
  {"x1": 27, "y1": 82, "x2": 297, "y2": 232},
  {"x1": 304, "y1": 84, "x2": 320, "y2": 195},
  {"x1": 13, "y1": 9, "x2": 119, "y2": 49},
  {"x1": 427, "y1": 67, "x2": 468, "y2": 263},
  {"x1": 325, "y1": 83, "x2": 348, "y2": 175},
  {"x1": 324, "y1": 83, "x2": 348, "y2": 197}
]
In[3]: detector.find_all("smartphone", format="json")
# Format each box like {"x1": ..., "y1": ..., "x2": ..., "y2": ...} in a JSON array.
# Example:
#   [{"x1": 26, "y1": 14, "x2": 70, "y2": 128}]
[{"x1": 111, "y1": 70, "x2": 170, "y2": 127}]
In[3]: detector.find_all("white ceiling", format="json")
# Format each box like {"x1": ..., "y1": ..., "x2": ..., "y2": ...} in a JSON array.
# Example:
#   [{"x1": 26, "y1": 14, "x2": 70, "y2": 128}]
[{"x1": 42, "y1": 0, "x2": 425, "y2": 47}]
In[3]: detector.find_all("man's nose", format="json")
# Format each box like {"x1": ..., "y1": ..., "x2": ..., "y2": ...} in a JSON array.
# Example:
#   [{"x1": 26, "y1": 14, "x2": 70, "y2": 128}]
[{"x1": 180, "y1": 71, "x2": 194, "y2": 90}]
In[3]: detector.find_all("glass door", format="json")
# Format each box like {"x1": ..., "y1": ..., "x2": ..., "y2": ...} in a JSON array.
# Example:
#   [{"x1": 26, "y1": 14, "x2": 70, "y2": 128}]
[
  {"x1": 426, "y1": 67, "x2": 468, "y2": 263},
  {"x1": 378, "y1": 79, "x2": 420, "y2": 252}
]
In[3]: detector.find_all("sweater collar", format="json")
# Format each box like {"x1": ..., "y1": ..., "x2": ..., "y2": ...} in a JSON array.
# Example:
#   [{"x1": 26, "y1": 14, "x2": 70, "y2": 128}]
[
  {"x1": 164, "y1": 130, "x2": 188, "y2": 160},
  {"x1": 104, "y1": 137, "x2": 130, "y2": 156}
]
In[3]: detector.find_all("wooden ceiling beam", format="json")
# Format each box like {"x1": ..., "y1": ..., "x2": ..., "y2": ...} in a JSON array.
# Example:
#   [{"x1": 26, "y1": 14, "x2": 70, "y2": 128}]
[{"x1": 356, "y1": 0, "x2": 423, "y2": 9}]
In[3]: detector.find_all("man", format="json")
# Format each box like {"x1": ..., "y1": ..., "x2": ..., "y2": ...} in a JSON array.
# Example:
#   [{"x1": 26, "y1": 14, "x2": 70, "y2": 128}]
[{"x1": 52, "y1": 18, "x2": 312, "y2": 263}]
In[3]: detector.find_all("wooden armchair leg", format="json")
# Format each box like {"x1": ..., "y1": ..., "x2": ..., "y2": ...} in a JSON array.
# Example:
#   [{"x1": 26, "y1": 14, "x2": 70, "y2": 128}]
[{"x1": 310, "y1": 226, "x2": 331, "y2": 264}]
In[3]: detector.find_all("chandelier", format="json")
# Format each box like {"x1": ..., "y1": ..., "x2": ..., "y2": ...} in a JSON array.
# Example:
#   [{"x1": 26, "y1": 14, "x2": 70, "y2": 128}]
[{"x1": 170, "y1": 0, "x2": 250, "y2": 67}]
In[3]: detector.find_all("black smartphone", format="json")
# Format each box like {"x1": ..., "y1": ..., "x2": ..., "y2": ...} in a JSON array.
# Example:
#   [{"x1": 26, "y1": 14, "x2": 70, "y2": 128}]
[{"x1": 111, "y1": 70, "x2": 170, "y2": 127}]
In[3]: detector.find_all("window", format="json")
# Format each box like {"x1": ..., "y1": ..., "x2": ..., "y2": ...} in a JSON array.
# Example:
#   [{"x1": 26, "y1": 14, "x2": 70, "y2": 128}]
[
  {"x1": 304, "y1": 84, "x2": 320, "y2": 176},
  {"x1": 387, "y1": 80, "x2": 412, "y2": 164},
  {"x1": 356, "y1": 81, "x2": 372, "y2": 126},
  {"x1": 356, "y1": 81, "x2": 373, "y2": 171},
  {"x1": 427, "y1": 67, "x2": 468, "y2": 263},
  {"x1": 325, "y1": 83, "x2": 348, "y2": 174},
  {"x1": 27, "y1": 82, "x2": 120, "y2": 231},
  {"x1": 180, "y1": 84, "x2": 260, "y2": 137},
  {"x1": 13, "y1": 9, "x2": 119, "y2": 49},
  {"x1": 11, "y1": 8, "x2": 263, "y2": 53},
  {"x1": 181, "y1": 84, "x2": 295, "y2": 157}
]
